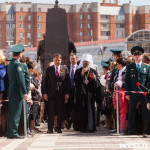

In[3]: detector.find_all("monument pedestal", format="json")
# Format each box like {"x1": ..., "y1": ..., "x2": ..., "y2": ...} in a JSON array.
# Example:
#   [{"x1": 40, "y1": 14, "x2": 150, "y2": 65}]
[{"x1": 44, "y1": 7, "x2": 69, "y2": 70}]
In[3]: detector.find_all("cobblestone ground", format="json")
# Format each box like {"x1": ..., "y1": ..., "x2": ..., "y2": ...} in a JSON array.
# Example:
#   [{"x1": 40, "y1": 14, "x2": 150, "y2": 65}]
[{"x1": 0, "y1": 123, "x2": 150, "y2": 150}]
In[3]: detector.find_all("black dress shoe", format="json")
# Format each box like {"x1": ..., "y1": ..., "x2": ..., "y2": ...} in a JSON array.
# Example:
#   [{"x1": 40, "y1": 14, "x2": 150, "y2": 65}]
[
  {"x1": 57, "y1": 129, "x2": 62, "y2": 133},
  {"x1": 47, "y1": 130, "x2": 53, "y2": 134},
  {"x1": 8, "y1": 135, "x2": 25, "y2": 139},
  {"x1": 54, "y1": 127, "x2": 58, "y2": 132}
]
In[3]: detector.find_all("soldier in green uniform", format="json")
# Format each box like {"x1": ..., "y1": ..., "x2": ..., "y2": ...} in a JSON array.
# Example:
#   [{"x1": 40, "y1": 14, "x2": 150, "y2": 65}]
[
  {"x1": 37, "y1": 33, "x2": 46, "y2": 72},
  {"x1": 125, "y1": 46, "x2": 150, "y2": 135},
  {"x1": 7, "y1": 44, "x2": 28, "y2": 139},
  {"x1": 108, "y1": 49, "x2": 123, "y2": 92}
]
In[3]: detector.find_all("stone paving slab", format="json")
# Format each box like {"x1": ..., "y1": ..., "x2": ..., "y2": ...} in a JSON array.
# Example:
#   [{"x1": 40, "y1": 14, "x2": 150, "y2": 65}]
[{"x1": 0, "y1": 123, "x2": 150, "y2": 150}]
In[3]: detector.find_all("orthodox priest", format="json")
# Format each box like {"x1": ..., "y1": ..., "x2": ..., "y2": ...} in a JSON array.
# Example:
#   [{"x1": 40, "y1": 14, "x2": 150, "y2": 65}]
[{"x1": 74, "y1": 54, "x2": 100, "y2": 132}]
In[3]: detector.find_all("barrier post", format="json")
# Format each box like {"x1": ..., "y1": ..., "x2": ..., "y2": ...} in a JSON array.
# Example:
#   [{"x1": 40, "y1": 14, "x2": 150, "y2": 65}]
[
  {"x1": 23, "y1": 100, "x2": 27, "y2": 136},
  {"x1": 116, "y1": 86, "x2": 120, "y2": 134}
]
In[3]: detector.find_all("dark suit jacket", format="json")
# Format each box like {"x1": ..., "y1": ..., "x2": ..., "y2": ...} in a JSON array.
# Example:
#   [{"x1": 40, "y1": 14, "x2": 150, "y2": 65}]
[
  {"x1": 125, "y1": 62, "x2": 150, "y2": 96},
  {"x1": 43, "y1": 65, "x2": 70, "y2": 99},
  {"x1": 67, "y1": 64, "x2": 78, "y2": 79}
]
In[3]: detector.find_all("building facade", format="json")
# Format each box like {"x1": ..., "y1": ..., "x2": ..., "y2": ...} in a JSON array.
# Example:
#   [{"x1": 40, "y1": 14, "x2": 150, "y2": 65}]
[{"x1": 0, "y1": 0, "x2": 150, "y2": 49}]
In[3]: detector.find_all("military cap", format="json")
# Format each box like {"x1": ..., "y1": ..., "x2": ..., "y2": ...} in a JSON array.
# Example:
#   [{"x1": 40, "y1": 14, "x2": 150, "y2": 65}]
[
  {"x1": 131, "y1": 46, "x2": 144, "y2": 55},
  {"x1": 108, "y1": 57, "x2": 113, "y2": 62},
  {"x1": 110, "y1": 49, "x2": 123, "y2": 54},
  {"x1": 101, "y1": 61, "x2": 109, "y2": 67},
  {"x1": 10, "y1": 44, "x2": 24, "y2": 53},
  {"x1": 6, "y1": 57, "x2": 12, "y2": 61}
]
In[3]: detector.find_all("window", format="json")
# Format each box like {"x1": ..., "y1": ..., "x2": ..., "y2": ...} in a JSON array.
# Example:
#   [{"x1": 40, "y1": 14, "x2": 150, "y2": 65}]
[
  {"x1": 87, "y1": 24, "x2": 91, "y2": 29},
  {"x1": 12, "y1": 24, "x2": 15, "y2": 28},
  {"x1": 38, "y1": 24, "x2": 42, "y2": 29},
  {"x1": 27, "y1": 33, "x2": 31, "y2": 39},
  {"x1": 115, "y1": 15, "x2": 125, "y2": 21},
  {"x1": 135, "y1": 16, "x2": 138, "y2": 21},
  {"x1": 101, "y1": 24, "x2": 108, "y2": 28},
  {"x1": 80, "y1": 23, "x2": 83, "y2": 28},
  {"x1": 88, "y1": 32, "x2": 91, "y2": 36},
  {"x1": 88, "y1": 15, "x2": 91, "y2": 20},
  {"x1": 28, "y1": 24, "x2": 31, "y2": 29},
  {"x1": 149, "y1": 16, "x2": 150, "y2": 21},
  {"x1": 20, "y1": 33, "x2": 23, "y2": 39},
  {"x1": 38, "y1": 33, "x2": 41, "y2": 38},
  {"x1": 115, "y1": 24, "x2": 124, "y2": 28},
  {"x1": 80, "y1": 40, "x2": 83, "y2": 42},
  {"x1": 80, "y1": 15, "x2": 83, "y2": 20},
  {"x1": 122, "y1": 31, "x2": 124, "y2": 37},
  {"x1": 135, "y1": 25, "x2": 138, "y2": 29},
  {"x1": 80, "y1": 32, "x2": 83, "y2": 36},
  {"x1": 20, "y1": 16, "x2": 23, "y2": 20},
  {"x1": 28, "y1": 16, "x2": 31, "y2": 20},
  {"x1": 20, "y1": 24, "x2": 23, "y2": 29},
  {"x1": 101, "y1": 31, "x2": 110, "y2": 36},
  {"x1": 28, "y1": 42, "x2": 31, "y2": 46},
  {"x1": 149, "y1": 24, "x2": 150, "y2": 29},
  {"x1": 38, "y1": 16, "x2": 41, "y2": 20}
]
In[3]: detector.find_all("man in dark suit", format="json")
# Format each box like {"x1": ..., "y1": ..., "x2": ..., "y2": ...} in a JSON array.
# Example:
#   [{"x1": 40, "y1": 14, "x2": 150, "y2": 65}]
[
  {"x1": 125, "y1": 46, "x2": 150, "y2": 135},
  {"x1": 66, "y1": 53, "x2": 78, "y2": 130},
  {"x1": 43, "y1": 54, "x2": 70, "y2": 133}
]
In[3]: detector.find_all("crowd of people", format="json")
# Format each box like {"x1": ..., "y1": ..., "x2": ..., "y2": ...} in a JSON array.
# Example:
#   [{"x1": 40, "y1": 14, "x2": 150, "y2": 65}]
[{"x1": 0, "y1": 44, "x2": 150, "y2": 139}]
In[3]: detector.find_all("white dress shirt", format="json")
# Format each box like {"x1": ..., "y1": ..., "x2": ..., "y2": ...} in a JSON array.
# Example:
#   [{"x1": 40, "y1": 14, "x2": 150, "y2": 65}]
[
  {"x1": 118, "y1": 66, "x2": 126, "y2": 81},
  {"x1": 70, "y1": 64, "x2": 77, "y2": 78}
]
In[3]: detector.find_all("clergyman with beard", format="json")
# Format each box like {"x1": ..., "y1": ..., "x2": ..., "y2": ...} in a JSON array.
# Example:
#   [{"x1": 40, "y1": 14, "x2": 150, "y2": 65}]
[{"x1": 74, "y1": 54, "x2": 100, "y2": 132}]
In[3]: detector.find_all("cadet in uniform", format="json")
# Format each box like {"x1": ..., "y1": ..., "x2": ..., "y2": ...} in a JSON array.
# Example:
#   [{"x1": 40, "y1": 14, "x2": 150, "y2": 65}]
[
  {"x1": 108, "y1": 49, "x2": 123, "y2": 92},
  {"x1": 7, "y1": 44, "x2": 28, "y2": 139},
  {"x1": 37, "y1": 33, "x2": 46, "y2": 72},
  {"x1": 125, "y1": 46, "x2": 150, "y2": 135}
]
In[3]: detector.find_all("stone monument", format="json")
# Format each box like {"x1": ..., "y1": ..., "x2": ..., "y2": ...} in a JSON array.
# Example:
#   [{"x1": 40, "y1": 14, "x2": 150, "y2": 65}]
[{"x1": 44, "y1": 0, "x2": 69, "y2": 70}]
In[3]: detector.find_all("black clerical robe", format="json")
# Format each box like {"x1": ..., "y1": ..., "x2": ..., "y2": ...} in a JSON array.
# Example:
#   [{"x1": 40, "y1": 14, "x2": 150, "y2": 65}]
[{"x1": 74, "y1": 67, "x2": 100, "y2": 132}]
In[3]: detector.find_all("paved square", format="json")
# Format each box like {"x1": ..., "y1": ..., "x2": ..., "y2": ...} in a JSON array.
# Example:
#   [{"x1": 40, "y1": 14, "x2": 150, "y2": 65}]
[{"x1": 0, "y1": 123, "x2": 150, "y2": 150}]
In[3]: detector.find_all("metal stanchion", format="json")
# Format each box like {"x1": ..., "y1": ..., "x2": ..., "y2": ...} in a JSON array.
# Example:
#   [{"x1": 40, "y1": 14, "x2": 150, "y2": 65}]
[
  {"x1": 23, "y1": 100, "x2": 27, "y2": 136},
  {"x1": 116, "y1": 86, "x2": 120, "y2": 134},
  {"x1": 110, "y1": 86, "x2": 120, "y2": 136}
]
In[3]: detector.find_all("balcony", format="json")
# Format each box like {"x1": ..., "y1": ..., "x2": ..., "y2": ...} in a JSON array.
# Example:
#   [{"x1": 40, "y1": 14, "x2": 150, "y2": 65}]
[
  {"x1": 100, "y1": 18, "x2": 110, "y2": 23},
  {"x1": 100, "y1": 27, "x2": 110, "y2": 31}
]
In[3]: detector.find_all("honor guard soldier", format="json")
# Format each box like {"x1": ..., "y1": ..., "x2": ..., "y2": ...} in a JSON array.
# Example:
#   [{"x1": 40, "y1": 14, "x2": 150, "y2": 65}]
[
  {"x1": 108, "y1": 49, "x2": 123, "y2": 92},
  {"x1": 7, "y1": 44, "x2": 28, "y2": 139},
  {"x1": 125, "y1": 46, "x2": 150, "y2": 135}
]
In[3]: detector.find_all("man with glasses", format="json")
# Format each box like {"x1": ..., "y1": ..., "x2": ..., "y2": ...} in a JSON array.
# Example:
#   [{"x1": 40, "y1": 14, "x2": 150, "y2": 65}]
[{"x1": 125, "y1": 46, "x2": 150, "y2": 135}]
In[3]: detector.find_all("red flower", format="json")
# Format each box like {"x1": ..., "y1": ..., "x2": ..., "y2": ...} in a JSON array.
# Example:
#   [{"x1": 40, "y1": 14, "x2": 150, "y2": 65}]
[
  {"x1": 136, "y1": 82, "x2": 140, "y2": 87},
  {"x1": 142, "y1": 92, "x2": 147, "y2": 96},
  {"x1": 89, "y1": 73, "x2": 92, "y2": 78}
]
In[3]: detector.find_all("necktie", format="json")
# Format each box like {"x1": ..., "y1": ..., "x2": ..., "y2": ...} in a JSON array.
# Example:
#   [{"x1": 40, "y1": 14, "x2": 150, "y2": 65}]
[
  {"x1": 56, "y1": 67, "x2": 59, "y2": 80},
  {"x1": 137, "y1": 64, "x2": 140, "y2": 72},
  {"x1": 71, "y1": 66, "x2": 75, "y2": 87}
]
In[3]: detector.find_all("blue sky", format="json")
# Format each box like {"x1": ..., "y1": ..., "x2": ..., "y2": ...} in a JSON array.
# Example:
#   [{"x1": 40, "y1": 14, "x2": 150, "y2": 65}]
[{"x1": 1, "y1": 0, "x2": 150, "y2": 6}]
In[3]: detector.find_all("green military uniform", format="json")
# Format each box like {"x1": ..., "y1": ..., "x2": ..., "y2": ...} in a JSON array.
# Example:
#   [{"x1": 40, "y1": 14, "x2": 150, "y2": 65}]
[
  {"x1": 125, "y1": 46, "x2": 150, "y2": 134},
  {"x1": 108, "y1": 49, "x2": 123, "y2": 91},
  {"x1": 19, "y1": 63, "x2": 30, "y2": 134},
  {"x1": 7, "y1": 45, "x2": 28, "y2": 138},
  {"x1": 37, "y1": 33, "x2": 45, "y2": 72}
]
